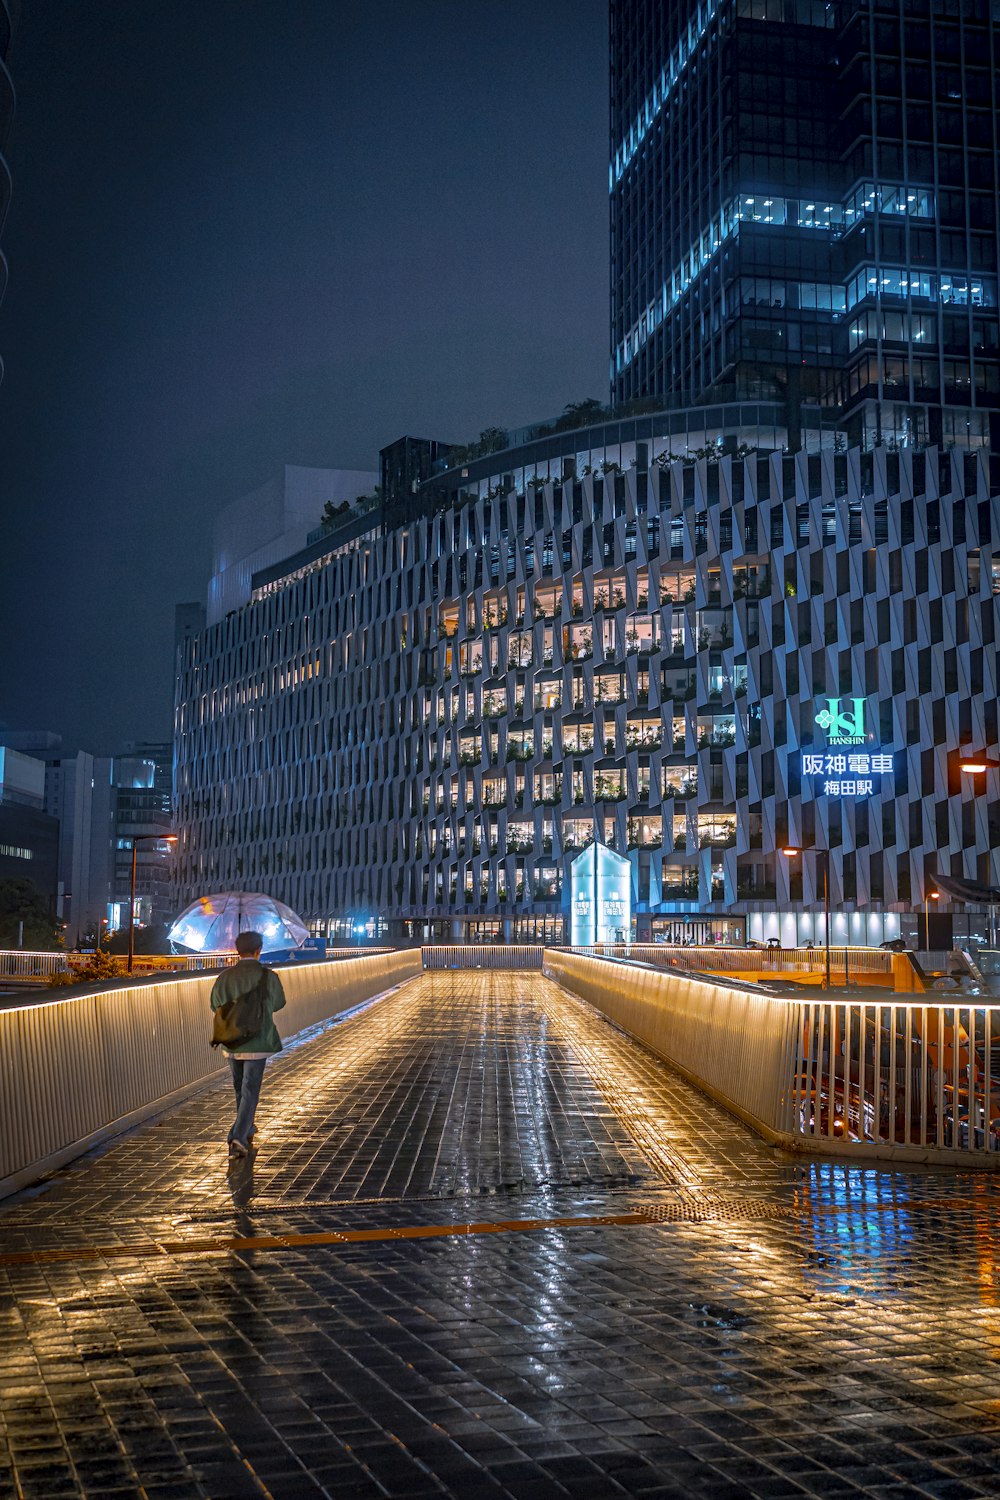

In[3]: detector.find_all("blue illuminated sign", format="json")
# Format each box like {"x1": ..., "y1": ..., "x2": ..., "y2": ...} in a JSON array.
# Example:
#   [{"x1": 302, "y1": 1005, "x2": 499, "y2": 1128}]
[
  {"x1": 570, "y1": 843, "x2": 632, "y2": 945},
  {"x1": 800, "y1": 749, "x2": 894, "y2": 799}
]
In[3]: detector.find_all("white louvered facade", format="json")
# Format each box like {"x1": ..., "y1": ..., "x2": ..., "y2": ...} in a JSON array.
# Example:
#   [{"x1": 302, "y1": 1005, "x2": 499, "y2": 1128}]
[{"x1": 174, "y1": 433, "x2": 1000, "y2": 944}]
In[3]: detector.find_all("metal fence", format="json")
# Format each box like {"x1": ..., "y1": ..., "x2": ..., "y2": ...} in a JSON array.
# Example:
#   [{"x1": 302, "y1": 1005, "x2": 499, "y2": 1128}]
[
  {"x1": 0, "y1": 950, "x2": 69, "y2": 981},
  {"x1": 0, "y1": 950, "x2": 243, "y2": 986},
  {"x1": 791, "y1": 997, "x2": 1000, "y2": 1157},
  {"x1": 421, "y1": 945, "x2": 545, "y2": 970},
  {"x1": 560, "y1": 944, "x2": 914, "y2": 988},
  {"x1": 326, "y1": 946, "x2": 395, "y2": 960},
  {"x1": 0, "y1": 949, "x2": 421, "y2": 1200},
  {"x1": 545, "y1": 950, "x2": 1000, "y2": 1166}
]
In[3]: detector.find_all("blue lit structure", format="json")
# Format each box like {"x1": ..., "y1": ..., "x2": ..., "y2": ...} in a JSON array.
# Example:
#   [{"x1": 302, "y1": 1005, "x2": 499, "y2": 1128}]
[{"x1": 570, "y1": 843, "x2": 632, "y2": 947}]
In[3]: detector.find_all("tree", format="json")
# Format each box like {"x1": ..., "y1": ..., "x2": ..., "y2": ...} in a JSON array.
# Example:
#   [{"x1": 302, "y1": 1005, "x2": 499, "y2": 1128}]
[
  {"x1": 319, "y1": 497, "x2": 352, "y2": 528},
  {"x1": 555, "y1": 398, "x2": 608, "y2": 431},
  {"x1": 354, "y1": 486, "x2": 384, "y2": 513},
  {"x1": 107, "y1": 921, "x2": 170, "y2": 956},
  {"x1": 476, "y1": 427, "x2": 508, "y2": 456},
  {"x1": 0, "y1": 879, "x2": 62, "y2": 950}
]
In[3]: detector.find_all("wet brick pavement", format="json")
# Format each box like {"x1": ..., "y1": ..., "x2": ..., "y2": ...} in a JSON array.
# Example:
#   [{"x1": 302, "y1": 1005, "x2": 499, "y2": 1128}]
[{"x1": 3, "y1": 970, "x2": 1000, "y2": 1498}]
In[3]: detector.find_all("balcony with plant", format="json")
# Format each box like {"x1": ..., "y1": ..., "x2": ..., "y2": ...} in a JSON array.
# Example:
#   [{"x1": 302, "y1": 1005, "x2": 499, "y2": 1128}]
[
  {"x1": 698, "y1": 816, "x2": 737, "y2": 848},
  {"x1": 564, "y1": 625, "x2": 593, "y2": 661},
  {"x1": 625, "y1": 724, "x2": 662, "y2": 751},
  {"x1": 594, "y1": 772, "x2": 627, "y2": 802},
  {"x1": 506, "y1": 740, "x2": 533, "y2": 762},
  {"x1": 506, "y1": 834, "x2": 534, "y2": 855}
]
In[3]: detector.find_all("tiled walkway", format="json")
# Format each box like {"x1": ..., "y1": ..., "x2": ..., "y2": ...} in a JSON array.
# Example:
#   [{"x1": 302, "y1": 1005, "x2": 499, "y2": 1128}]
[{"x1": 3, "y1": 971, "x2": 1000, "y2": 1498}]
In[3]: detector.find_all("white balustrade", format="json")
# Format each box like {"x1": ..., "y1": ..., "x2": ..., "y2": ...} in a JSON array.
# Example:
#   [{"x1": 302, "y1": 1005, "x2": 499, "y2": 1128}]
[
  {"x1": 0, "y1": 950, "x2": 421, "y2": 1199},
  {"x1": 545, "y1": 950, "x2": 1000, "y2": 1166}
]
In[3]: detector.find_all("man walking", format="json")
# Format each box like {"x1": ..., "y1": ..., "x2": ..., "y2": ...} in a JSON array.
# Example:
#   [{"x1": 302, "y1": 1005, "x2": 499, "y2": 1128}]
[{"x1": 209, "y1": 930, "x2": 286, "y2": 1159}]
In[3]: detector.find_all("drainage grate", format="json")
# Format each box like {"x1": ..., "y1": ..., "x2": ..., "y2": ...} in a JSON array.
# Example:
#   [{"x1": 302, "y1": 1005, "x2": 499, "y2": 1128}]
[{"x1": 632, "y1": 1197, "x2": 794, "y2": 1224}]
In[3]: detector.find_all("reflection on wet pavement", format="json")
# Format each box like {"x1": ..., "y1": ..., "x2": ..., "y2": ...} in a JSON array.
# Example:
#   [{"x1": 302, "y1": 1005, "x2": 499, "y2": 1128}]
[{"x1": 2, "y1": 971, "x2": 1000, "y2": 1497}]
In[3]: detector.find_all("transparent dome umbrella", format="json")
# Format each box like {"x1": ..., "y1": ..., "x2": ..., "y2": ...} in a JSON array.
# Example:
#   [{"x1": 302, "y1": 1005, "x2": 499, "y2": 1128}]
[{"x1": 168, "y1": 892, "x2": 310, "y2": 954}]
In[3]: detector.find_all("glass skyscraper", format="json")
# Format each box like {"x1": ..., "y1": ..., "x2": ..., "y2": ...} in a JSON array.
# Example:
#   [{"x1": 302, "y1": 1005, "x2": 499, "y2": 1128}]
[{"x1": 610, "y1": 0, "x2": 1000, "y2": 454}]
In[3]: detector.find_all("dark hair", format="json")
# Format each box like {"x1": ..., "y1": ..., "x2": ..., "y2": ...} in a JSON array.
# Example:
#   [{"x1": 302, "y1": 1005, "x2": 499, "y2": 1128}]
[{"x1": 235, "y1": 930, "x2": 264, "y2": 956}]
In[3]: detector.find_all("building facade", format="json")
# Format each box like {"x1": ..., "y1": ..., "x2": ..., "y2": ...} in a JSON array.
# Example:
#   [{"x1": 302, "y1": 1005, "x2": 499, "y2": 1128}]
[
  {"x1": 207, "y1": 465, "x2": 378, "y2": 627},
  {"x1": 174, "y1": 422, "x2": 1000, "y2": 947},
  {"x1": 0, "y1": 746, "x2": 60, "y2": 910},
  {"x1": 104, "y1": 744, "x2": 174, "y2": 933},
  {"x1": 610, "y1": 0, "x2": 1000, "y2": 453}
]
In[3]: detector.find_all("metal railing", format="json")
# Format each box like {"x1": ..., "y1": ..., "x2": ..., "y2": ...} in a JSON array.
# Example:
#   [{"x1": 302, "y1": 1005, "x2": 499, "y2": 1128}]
[
  {"x1": 791, "y1": 997, "x2": 1000, "y2": 1157},
  {"x1": 561, "y1": 944, "x2": 914, "y2": 988},
  {"x1": 0, "y1": 950, "x2": 243, "y2": 985},
  {"x1": 545, "y1": 950, "x2": 1000, "y2": 1166},
  {"x1": 546, "y1": 950, "x2": 799, "y2": 1138},
  {"x1": 0, "y1": 949, "x2": 69, "y2": 980},
  {"x1": 0, "y1": 949, "x2": 421, "y2": 1200},
  {"x1": 326, "y1": 946, "x2": 395, "y2": 960},
  {"x1": 421, "y1": 945, "x2": 545, "y2": 970}
]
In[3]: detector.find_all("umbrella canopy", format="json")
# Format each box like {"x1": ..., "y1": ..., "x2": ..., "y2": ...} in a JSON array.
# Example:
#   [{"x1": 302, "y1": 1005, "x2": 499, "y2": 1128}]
[{"x1": 168, "y1": 892, "x2": 310, "y2": 954}]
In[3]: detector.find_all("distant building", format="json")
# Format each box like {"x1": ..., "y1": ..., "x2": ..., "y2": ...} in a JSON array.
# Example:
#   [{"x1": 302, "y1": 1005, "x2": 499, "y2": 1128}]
[
  {"x1": 42, "y1": 751, "x2": 102, "y2": 936},
  {"x1": 105, "y1": 744, "x2": 173, "y2": 932},
  {"x1": 207, "y1": 464, "x2": 378, "y2": 626},
  {"x1": 1, "y1": 733, "x2": 178, "y2": 940},
  {"x1": 0, "y1": 746, "x2": 60, "y2": 912},
  {"x1": 380, "y1": 436, "x2": 455, "y2": 515},
  {"x1": 2, "y1": 732, "x2": 107, "y2": 932}
]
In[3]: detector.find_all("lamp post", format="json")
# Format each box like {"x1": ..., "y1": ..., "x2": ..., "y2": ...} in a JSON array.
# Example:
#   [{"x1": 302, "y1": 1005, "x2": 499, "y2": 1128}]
[
  {"x1": 127, "y1": 832, "x2": 178, "y2": 974},
  {"x1": 782, "y1": 845, "x2": 831, "y2": 989},
  {"x1": 959, "y1": 755, "x2": 1000, "y2": 945},
  {"x1": 924, "y1": 887, "x2": 939, "y2": 952},
  {"x1": 959, "y1": 756, "x2": 1000, "y2": 776}
]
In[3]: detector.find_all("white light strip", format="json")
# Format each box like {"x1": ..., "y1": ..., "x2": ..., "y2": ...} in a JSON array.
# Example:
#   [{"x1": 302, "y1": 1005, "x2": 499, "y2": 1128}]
[
  {"x1": 610, "y1": 0, "x2": 722, "y2": 190},
  {"x1": 615, "y1": 183, "x2": 935, "y2": 370}
]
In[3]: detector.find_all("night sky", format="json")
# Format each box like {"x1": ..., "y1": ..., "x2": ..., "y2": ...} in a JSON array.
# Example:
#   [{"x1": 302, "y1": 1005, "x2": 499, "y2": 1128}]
[{"x1": 0, "y1": 1, "x2": 608, "y2": 753}]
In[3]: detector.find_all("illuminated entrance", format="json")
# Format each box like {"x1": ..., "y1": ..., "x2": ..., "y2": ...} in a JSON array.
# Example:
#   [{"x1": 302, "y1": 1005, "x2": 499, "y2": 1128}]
[
  {"x1": 649, "y1": 916, "x2": 746, "y2": 946},
  {"x1": 570, "y1": 843, "x2": 632, "y2": 945}
]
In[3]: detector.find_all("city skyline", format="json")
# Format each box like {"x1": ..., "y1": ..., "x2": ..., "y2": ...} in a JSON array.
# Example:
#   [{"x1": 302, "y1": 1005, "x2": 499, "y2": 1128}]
[{"x1": 174, "y1": 0, "x2": 999, "y2": 945}]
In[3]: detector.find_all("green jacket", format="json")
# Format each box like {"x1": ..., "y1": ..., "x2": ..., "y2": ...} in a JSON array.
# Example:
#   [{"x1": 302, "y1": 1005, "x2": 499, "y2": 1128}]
[{"x1": 209, "y1": 958, "x2": 286, "y2": 1054}]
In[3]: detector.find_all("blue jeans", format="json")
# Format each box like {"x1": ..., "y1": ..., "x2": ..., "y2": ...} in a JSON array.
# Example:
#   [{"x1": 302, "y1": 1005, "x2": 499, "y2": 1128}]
[{"x1": 227, "y1": 1057, "x2": 267, "y2": 1147}]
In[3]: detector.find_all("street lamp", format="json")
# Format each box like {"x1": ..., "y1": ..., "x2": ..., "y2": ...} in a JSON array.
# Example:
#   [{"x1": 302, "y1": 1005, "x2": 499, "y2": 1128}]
[
  {"x1": 960, "y1": 756, "x2": 1000, "y2": 775},
  {"x1": 781, "y1": 845, "x2": 831, "y2": 990},
  {"x1": 128, "y1": 833, "x2": 178, "y2": 974},
  {"x1": 924, "y1": 887, "x2": 939, "y2": 952},
  {"x1": 957, "y1": 756, "x2": 1000, "y2": 946}
]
